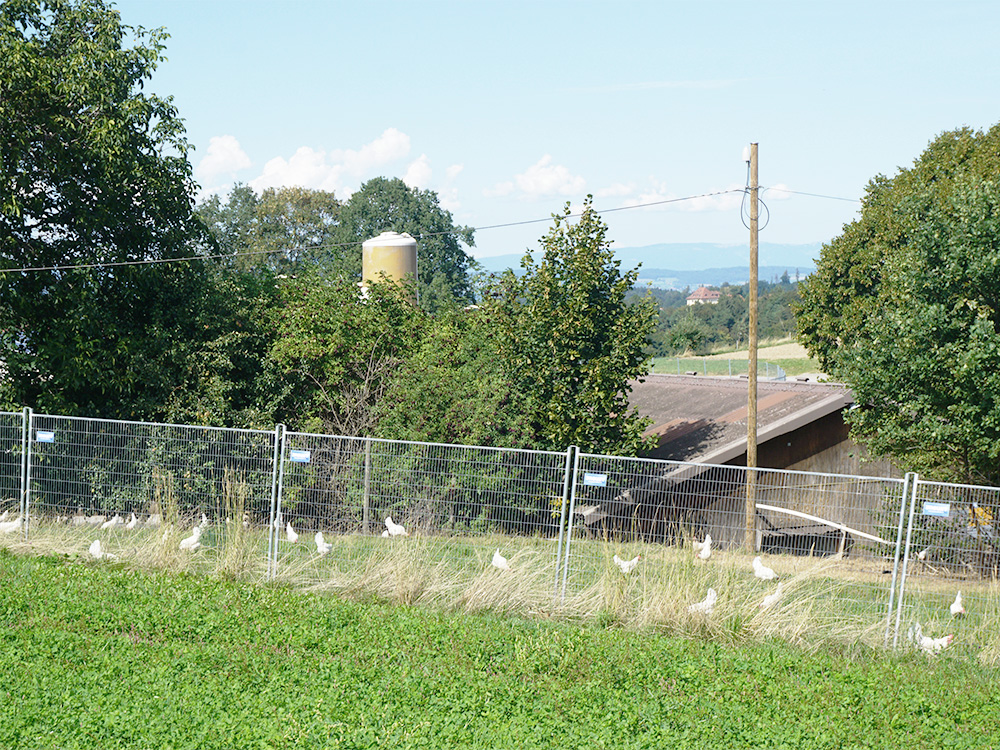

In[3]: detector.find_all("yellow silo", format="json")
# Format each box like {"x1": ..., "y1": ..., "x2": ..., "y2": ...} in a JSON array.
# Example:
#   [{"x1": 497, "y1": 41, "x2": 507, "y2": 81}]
[{"x1": 361, "y1": 231, "x2": 418, "y2": 303}]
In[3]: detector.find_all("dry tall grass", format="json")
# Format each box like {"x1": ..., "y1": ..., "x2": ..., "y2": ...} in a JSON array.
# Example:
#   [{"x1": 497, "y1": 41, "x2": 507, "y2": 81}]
[{"x1": 3, "y1": 515, "x2": 997, "y2": 665}]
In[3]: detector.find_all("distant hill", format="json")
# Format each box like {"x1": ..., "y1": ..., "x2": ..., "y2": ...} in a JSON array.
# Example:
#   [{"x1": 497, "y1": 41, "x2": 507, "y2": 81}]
[
  {"x1": 474, "y1": 242, "x2": 821, "y2": 289},
  {"x1": 634, "y1": 266, "x2": 813, "y2": 290}
]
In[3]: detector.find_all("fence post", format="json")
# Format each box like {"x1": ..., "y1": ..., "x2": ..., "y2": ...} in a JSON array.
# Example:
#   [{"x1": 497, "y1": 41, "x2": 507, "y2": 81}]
[
  {"x1": 554, "y1": 445, "x2": 576, "y2": 599},
  {"x1": 19, "y1": 407, "x2": 30, "y2": 540},
  {"x1": 560, "y1": 447, "x2": 583, "y2": 602},
  {"x1": 267, "y1": 424, "x2": 285, "y2": 580},
  {"x1": 884, "y1": 472, "x2": 914, "y2": 647},
  {"x1": 363, "y1": 437, "x2": 372, "y2": 535},
  {"x1": 891, "y1": 473, "x2": 921, "y2": 649}
]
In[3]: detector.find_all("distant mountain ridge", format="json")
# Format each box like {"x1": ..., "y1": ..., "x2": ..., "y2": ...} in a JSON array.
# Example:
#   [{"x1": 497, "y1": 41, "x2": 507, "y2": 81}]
[{"x1": 474, "y1": 242, "x2": 821, "y2": 289}]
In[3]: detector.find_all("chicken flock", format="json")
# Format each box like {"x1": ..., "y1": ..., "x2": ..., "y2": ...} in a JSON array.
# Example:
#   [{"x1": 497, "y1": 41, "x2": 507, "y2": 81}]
[{"x1": 0, "y1": 506, "x2": 969, "y2": 651}]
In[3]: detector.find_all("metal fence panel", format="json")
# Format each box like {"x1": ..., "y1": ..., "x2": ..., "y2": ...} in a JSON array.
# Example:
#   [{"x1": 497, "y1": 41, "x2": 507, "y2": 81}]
[
  {"x1": 272, "y1": 433, "x2": 570, "y2": 599},
  {"x1": 0, "y1": 411, "x2": 25, "y2": 520},
  {"x1": 23, "y1": 414, "x2": 276, "y2": 572},
  {"x1": 895, "y1": 478, "x2": 1000, "y2": 659},
  {"x1": 561, "y1": 453, "x2": 907, "y2": 644}
]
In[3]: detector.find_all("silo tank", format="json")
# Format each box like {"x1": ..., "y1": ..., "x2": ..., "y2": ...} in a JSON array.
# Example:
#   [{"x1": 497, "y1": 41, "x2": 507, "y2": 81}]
[{"x1": 361, "y1": 231, "x2": 418, "y2": 301}]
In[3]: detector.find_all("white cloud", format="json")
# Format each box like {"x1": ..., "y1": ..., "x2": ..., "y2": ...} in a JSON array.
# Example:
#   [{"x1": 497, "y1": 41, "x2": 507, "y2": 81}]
[
  {"x1": 337, "y1": 127, "x2": 411, "y2": 175},
  {"x1": 438, "y1": 188, "x2": 461, "y2": 213},
  {"x1": 761, "y1": 183, "x2": 793, "y2": 201},
  {"x1": 595, "y1": 182, "x2": 634, "y2": 198},
  {"x1": 622, "y1": 179, "x2": 745, "y2": 212},
  {"x1": 445, "y1": 164, "x2": 464, "y2": 181},
  {"x1": 250, "y1": 128, "x2": 412, "y2": 194},
  {"x1": 484, "y1": 180, "x2": 514, "y2": 198},
  {"x1": 403, "y1": 154, "x2": 432, "y2": 189},
  {"x1": 195, "y1": 135, "x2": 251, "y2": 184},
  {"x1": 515, "y1": 155, "x2": 586, "y2": 196},
  {"x1": 485, "y1": 155, "x2": 586, "y2": 198}
]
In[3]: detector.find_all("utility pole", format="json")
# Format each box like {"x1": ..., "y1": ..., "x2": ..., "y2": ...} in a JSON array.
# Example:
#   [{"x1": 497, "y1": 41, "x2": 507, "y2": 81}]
[{"x1": 745, "y1": 142, "x2": 759, "y2": 552}]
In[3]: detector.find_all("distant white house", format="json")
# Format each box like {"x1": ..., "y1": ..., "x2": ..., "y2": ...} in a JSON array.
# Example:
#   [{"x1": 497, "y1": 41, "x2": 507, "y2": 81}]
[{"x1": 686, "y1": 286, "x2": 721, "y2": 305}]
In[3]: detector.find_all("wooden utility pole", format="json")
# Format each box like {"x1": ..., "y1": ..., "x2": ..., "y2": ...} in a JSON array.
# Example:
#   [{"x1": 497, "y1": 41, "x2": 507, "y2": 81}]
[{"x1": 745, "y1": 143, "x2": 759, "y2": 551}]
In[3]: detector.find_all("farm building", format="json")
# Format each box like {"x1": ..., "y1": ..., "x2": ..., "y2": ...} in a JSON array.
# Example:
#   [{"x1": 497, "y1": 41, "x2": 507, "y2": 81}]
[
  {"x1": 570, "y1": 374, "x2": 902, "y2": 555},
  {"x1": 685, "y1": 286, "x2": 721, "y2": 305}
]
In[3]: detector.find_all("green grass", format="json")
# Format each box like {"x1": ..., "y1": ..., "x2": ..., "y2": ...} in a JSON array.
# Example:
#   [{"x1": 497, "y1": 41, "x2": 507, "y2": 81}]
[
  {"x1": 650, "y1": 355, "x2": 823, "y2": 378},
  {"x1": 0, "y1": 549, "x2": 997, "y2": 749}
]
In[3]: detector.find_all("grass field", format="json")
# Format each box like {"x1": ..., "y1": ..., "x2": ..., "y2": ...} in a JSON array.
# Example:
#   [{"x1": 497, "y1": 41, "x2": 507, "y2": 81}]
[
  {"x1": 5, "y1": 518, "x2": 999, "y2": 663},
  {"x1": 651, "y1": 340, "x2": 826, "y2": 379},
  {"x1": 1, "y1": 548, "x2": 998, "y2": 749}
]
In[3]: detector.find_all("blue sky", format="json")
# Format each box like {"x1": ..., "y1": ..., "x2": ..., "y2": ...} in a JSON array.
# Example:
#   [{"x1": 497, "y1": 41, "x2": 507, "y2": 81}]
[{"x1": 113, "y1": 0, "x2": 1000, "y2": 264}]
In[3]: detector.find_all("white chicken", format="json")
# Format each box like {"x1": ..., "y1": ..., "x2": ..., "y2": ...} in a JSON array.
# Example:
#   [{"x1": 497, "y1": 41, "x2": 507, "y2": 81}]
[
  {"x1": 613, "y1": 554, "x2": 640, "y2": 575},
  {"x1": 146, "y1": 513, "x2": 162, "y2": 527},
  {"x1": 491, "y1": 548, "x2": 512, "y2": 571},
  {"x1": 916, "y1": 546, "x2": 931, "y2": 562},
  {"x1": 695, "y1": 534, "x2": 712, "y2": 561},
  {"x1": 384, "y1": 516, "x2": 408, "y2": 537},
  {"x1": 909, "y1": 622, "x2": 953, "y2": 655},
  {"x1": 179, "y1": 525, "x2": 202, "y2": 552},
  {"x1": 759, "y1": 582, "x2": 783, "y2": 609},
  {"x1": 950, "y1": 591, "x2": 966, "y2": 618},
  {"x1": 0, "y1": 515, "x2": 23, "y2": 534},
  {"x1": 286, "y1": 521, "x2": 299, "y2": 543},
  {"x1": 687, "y1": 587, "x2": 718, "y2": 615},
  {"x1": 124, "y1": 513, "x2": 138, "y2": 530},
  {"x1": 752, "y1": 556, "x2": 777, "y2": 580},
  {"x1": 0, "y1": 510, "x2": 8, "y2": 522},
  {"x1": 199, "y1": 513, "x2": 209, "y2": 530},
  {"x1": 88, "y1": 539, "x2": 117, "y2": 560},
  {"x1": 381, "y1": 529, "x2": 390, "y2": 538},
  {"x1": 314, "y1": 531, "x2": 332, "y2": 555},
  {"x1": 101, "y1": 514, "x2": 123, "y2": 530}
]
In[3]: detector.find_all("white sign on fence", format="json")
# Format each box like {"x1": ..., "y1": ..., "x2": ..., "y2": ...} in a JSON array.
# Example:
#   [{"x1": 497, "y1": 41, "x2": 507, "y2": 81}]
[
  {"x1": 35, "y1": 430, "x2": 55, "y2": 443},
  {"x1": 289, "y1": 449, "x2": 311, "y2": 464},
  {"x1": 583, "y1": 472, "x2": 608, "y2": 487},
  {"x1": 922, "y1": 501, "x2": 950, "y2": 518}
]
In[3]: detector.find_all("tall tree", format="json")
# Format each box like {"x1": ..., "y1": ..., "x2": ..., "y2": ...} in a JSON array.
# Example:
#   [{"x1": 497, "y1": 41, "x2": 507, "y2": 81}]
[
  {"x1": 196, "y1": 184, "x2": 344, "y2": 274},
  {"x1": 331, "y1": 177, "x2": 476, "y2": 310},
  {"x1": 488, "y1": 197, "x2": 657, "y2": 455},
  {"x1": 0, "y1": 0, "x2": 222, "y2": 418},
  {"x1": 796, "y1": 125, "x2": 1000, "y2": 484},
  {"x1": 268, "y1": 274, "x2": 423, "y2": 435},
  {"x1": 375, "y1": 307, "x2": 534, "y2": 448}
]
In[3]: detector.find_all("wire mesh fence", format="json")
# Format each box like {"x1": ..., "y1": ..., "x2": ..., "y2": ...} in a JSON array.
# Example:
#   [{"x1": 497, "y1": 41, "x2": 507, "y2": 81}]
[
  {"x1": 1, "y1": 408, "x2": 997, "y2": 658},
  {"x1": 22, "y1": 413, "x2": 278, "y2": 572},
  {"x1": 892, "y1": 478, "x2": 1000, "y2": 657},
  {"x1": 272, "y1": 432, "x2": 570, "y2": 598},
  {"x1": 561, "y1": 453, "x2": 909, "y2": 643},
  {"x1": 0, "y1": 411, "x2": 25, "y2": 521}
]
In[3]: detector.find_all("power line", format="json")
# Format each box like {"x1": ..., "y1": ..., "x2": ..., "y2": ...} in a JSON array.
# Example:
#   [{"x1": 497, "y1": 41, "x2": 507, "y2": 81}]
[
  {"x1": 762, "y1": 186, "x2": 861, "y2": 203},
  {"x1": 0, "y1": 188, "x2": 747, "y2": 275}
]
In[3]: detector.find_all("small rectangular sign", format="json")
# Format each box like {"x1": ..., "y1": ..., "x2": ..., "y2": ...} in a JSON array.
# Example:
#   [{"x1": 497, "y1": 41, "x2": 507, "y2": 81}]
[
  {"x1": 583, "y1": 472, "x2": 608, "y2": 487},
  {"x1": 35, "y1": 430, "x2": 55, "y2": 443},
  {"x1": 922, "y1": 501, "x2": 950, "y2": 518},
  {"x1": 289, "y1": 449, "x2": 311, "y2": 464}
]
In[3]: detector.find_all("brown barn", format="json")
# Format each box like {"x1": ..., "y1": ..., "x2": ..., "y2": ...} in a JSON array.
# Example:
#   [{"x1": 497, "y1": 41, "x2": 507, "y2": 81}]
[{"x1": 572, "y1": 374, "x2": 901, "y2": 553}]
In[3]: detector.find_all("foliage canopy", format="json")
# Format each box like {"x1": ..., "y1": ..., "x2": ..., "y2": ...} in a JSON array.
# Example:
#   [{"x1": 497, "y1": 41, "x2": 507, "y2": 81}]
[
  {"x1": 0, "y1": 0, "x2": 228, "y2": 419},
  {"x1": 489, "y1": 197, "x2": 656, "y2": 455},
  {"x1": 797, "y1": 125, "x2": 1000, "y2": 483}
]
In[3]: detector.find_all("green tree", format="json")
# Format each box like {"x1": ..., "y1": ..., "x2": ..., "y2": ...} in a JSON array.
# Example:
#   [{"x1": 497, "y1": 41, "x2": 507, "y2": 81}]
[
  {"x1": 375, "y1": 307, "x2": 534, "y2": 448},
  {"x1": 0, "y1": 0, "x2": 223, "y2": 419},
  {"x1": 488, "y1": 197, "x2": 657, "y2": 455},
  {"x1": 268, "y1": 274, "x2": 423, "y2": 435},
  {"x1": 196, "y1": 184, "x2": 344, "y2": 274},
  {"x1": 796, "y1": 125, "x2": 1000, "y2": 484},
  {"x1": 331, "y1": 177, "x2": 476, "y2": 310}
]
